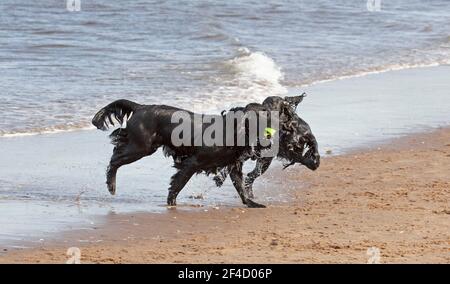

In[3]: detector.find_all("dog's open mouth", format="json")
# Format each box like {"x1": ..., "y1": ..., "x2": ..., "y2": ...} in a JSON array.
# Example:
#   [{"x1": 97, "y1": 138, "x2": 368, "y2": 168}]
[
  {"x1": 284, "y1": 142, "x2": 317, "y2": 169},
  {"x1": 301, "y1": 143, "x2": 313, "y2": 159},
  {"x1": 297, "y1": 141, "x2": 319, "y2": 170},
  {"x1": 298, "y1": 141, "x2": 316, "y2": 160}
]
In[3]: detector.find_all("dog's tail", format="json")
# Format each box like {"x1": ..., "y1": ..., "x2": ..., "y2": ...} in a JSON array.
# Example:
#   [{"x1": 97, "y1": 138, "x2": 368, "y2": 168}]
[{"x1": 92, "y1": 99, "x2": 141, "y2": 130}]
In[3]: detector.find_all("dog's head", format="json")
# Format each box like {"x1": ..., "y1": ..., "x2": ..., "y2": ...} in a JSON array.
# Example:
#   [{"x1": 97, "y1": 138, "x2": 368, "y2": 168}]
[
  {"x1": 279, "y1": 113, "x2": 320, "y2": 171},
  {"x1": 262, "y1": 93, "x2": 306, "y2": 112}
]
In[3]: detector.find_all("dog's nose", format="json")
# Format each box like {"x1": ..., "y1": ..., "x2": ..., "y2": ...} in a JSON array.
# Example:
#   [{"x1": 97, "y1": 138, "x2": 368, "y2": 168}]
[{"x1": 311, "y1": 154, "x2": 320, "y2": 170}]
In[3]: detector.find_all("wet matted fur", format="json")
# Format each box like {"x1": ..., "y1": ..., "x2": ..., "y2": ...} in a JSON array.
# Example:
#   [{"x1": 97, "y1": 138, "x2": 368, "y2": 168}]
[
  {"x1": 92, "y1": 99, "x2": 281, "y2": 208},
  {"x1": 213, "y1": 94, "x2": 320, "y2": 198}
]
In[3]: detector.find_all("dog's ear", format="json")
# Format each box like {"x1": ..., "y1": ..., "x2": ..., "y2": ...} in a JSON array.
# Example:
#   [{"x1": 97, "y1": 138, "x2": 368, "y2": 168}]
[
  {"x1": 284, "y1": 93, "x2": 306, "y2": 110},
  {"x1": 280, "y1": 101, "x2": 295, "y2": 123}
]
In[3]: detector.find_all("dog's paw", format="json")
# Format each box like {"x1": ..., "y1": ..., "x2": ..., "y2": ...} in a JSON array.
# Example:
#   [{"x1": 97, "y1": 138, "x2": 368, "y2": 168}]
[
  {"x1": 245, "y1": 199, "x2": 266, "y2": 208},
  {"x1": 167, "y1": 198, "x2": 177, "y2": 207},
  {"x1": 107, "y1": 182, "x2": 116, "y2": 195}
]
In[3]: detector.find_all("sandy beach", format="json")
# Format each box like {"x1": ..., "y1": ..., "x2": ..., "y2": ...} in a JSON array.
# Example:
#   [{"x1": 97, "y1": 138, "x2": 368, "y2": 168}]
[
  {"x1": 1, "y1": 126, "x2": 449, "y2": 263},
  {"x1": 1, "y1": 65, "x2": 449, "y2": 264},
  {"x1": 2, "y1": 0, "x2": 450, "y2": 267}
]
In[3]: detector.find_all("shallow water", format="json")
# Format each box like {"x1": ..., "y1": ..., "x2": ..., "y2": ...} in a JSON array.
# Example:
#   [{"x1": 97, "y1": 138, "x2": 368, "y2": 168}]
[
  {"x1": 0, "y1": 126, "x2": 297, "y2": 247},
  {"x1": 1, "y1": 66, "x2": 450, "y2": 248},
  {"x1": 1, "y1": 0, "x2": 449, "y2": 135},
  {"x1": 299, "y1": 66, "x2": 450, "y2": 154},
  {"x1": 1, "y1": 0, "x2": 450, "y2": 248}
]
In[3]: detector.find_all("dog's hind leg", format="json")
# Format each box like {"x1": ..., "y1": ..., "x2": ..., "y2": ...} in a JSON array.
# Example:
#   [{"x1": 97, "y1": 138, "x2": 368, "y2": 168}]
[
  {"x1": 229, "y1": 162, "x2": 266, "y2": 208},
  {"x1": 244, "y1": 157, "x2": 273, "y2": 199},
  {"x1": 106, "y1": 144, "x2": 155, "y2": 195}
]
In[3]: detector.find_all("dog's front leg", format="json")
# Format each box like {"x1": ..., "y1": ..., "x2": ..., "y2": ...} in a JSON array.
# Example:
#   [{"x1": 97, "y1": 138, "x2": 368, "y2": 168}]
[
  {"x1": 244, "y1": 157, "x2": 273, "y2": 199},
  {"x1": 167, "y1": 164, "x2": 196, "y2": 206},
  {"x1": 213, "y1": 167, "x2": 229, "y2": 187},
  {"x1": 229, "y1": 162, "x2": 266, "y2": 208}
]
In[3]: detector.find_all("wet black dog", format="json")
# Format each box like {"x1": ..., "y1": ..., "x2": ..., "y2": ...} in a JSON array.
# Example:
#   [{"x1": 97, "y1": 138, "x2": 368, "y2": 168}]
[
  {"x1": 213, "y1": 94, "x2": 320, "y2": 198},
  {"x1": 92, "y1": 100, "x2": 286, "y2": 208}
]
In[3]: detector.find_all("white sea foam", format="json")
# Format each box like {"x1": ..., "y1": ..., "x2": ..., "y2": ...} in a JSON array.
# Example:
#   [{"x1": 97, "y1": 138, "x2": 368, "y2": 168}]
[
  {"x1": 298, "y1": 44, "x2": 450, "y2": 87},
  {"x1": 2, "y1": 48, "x2": 449, "y2": 138},
  {"x1": 230, "y1": 47, "x2": 286, "y2": 89},
  {"x1": 299, "y1": 60, "x2": 449, "y2": 88},
  {"x1": 187, "y1": 48, "x2": 288, "y2": 113},
  {"x1": 0, "y1": 124, "x2": 95, "y2": 138}
]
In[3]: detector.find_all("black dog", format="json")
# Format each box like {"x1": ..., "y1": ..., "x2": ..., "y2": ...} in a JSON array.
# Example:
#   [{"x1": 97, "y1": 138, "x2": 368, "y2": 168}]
[
  {"x1": 92, "y1": 100, "x2": 288, "y2": 208},
  {"x1": 213, "y1": 94, "x2": 320, "y2": 198}
]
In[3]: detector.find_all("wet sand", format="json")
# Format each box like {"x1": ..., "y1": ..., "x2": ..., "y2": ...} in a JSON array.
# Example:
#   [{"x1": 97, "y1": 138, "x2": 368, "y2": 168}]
[
  {"x1": 1, "y1": 65, "x2": 449, "y2": 248},
  {"x1": 1, "y1": 127, "x2": 449, "y2": 263}
]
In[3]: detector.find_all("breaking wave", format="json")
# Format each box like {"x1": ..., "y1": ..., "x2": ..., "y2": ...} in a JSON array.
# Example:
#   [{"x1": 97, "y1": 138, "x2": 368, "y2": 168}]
[{"x1": 186, "y1": 48, "x2": 288, "y2": 113}]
